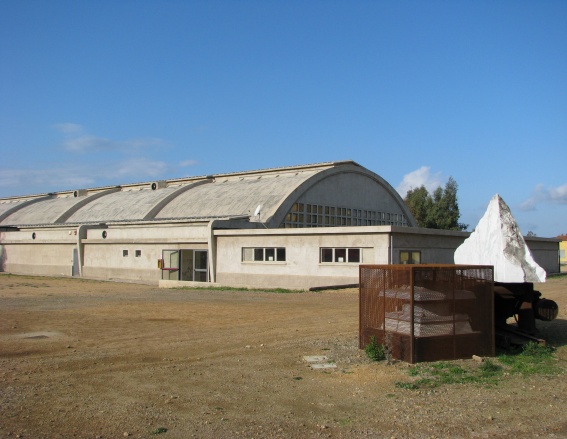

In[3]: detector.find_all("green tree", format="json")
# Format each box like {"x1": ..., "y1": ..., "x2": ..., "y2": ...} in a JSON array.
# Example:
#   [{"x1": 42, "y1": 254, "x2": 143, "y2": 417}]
[
  {"x1": 404, "y1": 186, "x2": 434, "y2": 228},
  {"x1": 404, "y1": 177, "x2": 468, "y2": 231}
]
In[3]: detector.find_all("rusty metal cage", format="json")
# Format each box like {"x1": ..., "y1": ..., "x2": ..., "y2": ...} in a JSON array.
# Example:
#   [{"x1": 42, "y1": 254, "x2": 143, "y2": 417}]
[{"x1": 359, "y1": 265, "x2": 495, "y2": 363}]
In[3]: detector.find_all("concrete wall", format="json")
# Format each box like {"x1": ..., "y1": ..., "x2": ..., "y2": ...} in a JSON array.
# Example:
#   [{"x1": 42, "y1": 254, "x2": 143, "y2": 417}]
[
  {"x1": 213, "y1": 226, "x2": 472, "y2": 290},
  {"x1": 80, "y1": 223, "x2": 210, "y2": 283},
  {"x1": 524, "y1": 236, "x2": 561, "y2": 275},
  {"x1": 214, "y1": 227, "x2": 390, "y2": 289},
  {"x1": 390, "y1": 228, "x2": 469, "y2": 265},
  {"x1": 0, "y1": 228, "x2": 78, "y2": 276},
  {"x1": 297, "y1": 172, "x2": 408, "y2": 219},
  {"x1": 1, "y1": 223, "x2": 560, "y2": 288}
]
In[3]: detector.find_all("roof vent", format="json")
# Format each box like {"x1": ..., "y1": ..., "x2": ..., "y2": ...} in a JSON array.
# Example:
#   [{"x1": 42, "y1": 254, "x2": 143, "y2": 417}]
[
  {"x1": 150, "y1": 181, "x2": 167, "y2": 190},
  {"x1": 73, "y1": 189, "x2": 87, "y2": 197}
]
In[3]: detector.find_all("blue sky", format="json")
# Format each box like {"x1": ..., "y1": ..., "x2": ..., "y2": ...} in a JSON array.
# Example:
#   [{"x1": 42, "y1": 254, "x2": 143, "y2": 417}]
[{"x1": 1, "y1": 0, "x2": 566, "y2": 237}]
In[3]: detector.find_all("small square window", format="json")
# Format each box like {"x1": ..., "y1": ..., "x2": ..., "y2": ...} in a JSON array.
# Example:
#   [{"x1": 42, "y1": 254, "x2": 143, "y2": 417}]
[
  {"x1": 135, "y1": 250, "x2": 142, "y2": 257},
  {"x1": 400, "y1": 250, "x2": 421, "y2": 264},
  {"x1": 123, "y1": 250, "x2": 129, "y2": 257}
]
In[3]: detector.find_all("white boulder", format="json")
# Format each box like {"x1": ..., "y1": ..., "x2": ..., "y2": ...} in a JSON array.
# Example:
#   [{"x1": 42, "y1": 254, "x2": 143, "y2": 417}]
[{"x1": 454, "y1": 194, "x2": 546, "y2": 283}]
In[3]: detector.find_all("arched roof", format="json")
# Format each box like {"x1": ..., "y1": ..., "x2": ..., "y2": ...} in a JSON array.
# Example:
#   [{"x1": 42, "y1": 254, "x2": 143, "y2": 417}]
[{"x1": 0, "y1": 161, "x2": 416, "y2": 228}]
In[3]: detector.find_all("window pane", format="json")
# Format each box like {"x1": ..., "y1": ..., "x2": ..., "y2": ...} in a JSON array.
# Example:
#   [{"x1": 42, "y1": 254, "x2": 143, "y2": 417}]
[
  {"x1": 265, "y1": 248, "x2": 275, "y2": 261},
  {"x1": 254, "y1": 248, "x2": 264, "y2": 261},
  {"x1": 277, "y1": 248, "x2": 286, "y2": 261},
  {"x1": 195, "y1": 251, "x2": 208, "y2": 270},
  {"x1": 411, "y1": 251, "x2": 421, "y2": 264},
  {"x1": 194, "y1": 270, "x2": 207, "y2": 282},
  {"x1": 348, "y1": 248, "x2": 360, "y2": 263},
  {"x1": 335, "y1": 248, "x2": 346, "y2": 262},
  {"x1": 400, "y1": 251, "x2": 409, "y2": 264},
  {"x1": 242, "y1": 248, "x2": 254, "y2": 261},
  {"x1": 321, "y1": 248, "x2": 333, "y2": 263}
]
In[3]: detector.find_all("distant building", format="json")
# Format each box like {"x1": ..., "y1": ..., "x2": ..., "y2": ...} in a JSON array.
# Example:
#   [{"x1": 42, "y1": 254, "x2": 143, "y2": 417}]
[
  {"x1": 0, "y1": 161, "x2": 560, "y2": 289},
  {"x1": 558, "y1": 235, "x2": 567, "y2": 266}
]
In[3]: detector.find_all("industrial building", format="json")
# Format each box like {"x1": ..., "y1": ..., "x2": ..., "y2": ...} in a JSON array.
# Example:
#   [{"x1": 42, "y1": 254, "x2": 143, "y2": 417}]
[{"x1": 0, "y1": 161, "x2": 560, "y2": 290}]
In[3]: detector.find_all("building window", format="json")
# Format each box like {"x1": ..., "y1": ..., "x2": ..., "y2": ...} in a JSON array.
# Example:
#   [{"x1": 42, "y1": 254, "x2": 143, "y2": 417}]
[
  {"x1": 123, "y1": 250, "x2": 129, "y2": 257},
  {"x1": 242, "y1": 247, "x2": 286, "y2": 262},
  {"x1": 135, "y1": 250, "x2": 142, "y2": 257},
  {"x1": 282, "y1": 203, "x2": 408, "y2": 228},
  {"x1": 400, "y1": 250, "x2": 421, "y2": 264},
  {"x1": 320, "y1": 248, "x2": 361, "y2": 263}
]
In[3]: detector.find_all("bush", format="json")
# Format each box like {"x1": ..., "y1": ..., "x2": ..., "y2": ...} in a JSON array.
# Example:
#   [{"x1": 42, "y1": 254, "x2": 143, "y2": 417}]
[{"x1": 365, "y1": 336, "x2": 386, "y2": 361}]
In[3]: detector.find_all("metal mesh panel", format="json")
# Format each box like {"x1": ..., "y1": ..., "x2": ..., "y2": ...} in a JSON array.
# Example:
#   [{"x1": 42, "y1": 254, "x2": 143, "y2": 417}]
[{"x1": 359, "y1": 265, "x2": 495, "y2": 363}]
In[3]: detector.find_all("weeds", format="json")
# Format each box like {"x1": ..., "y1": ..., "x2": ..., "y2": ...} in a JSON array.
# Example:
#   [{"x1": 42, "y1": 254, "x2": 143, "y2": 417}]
[
  {"x1": 365, "y1": 336, "x2": 386, "y2": 361},
  {"x1": 394, "y1": 342, "x2": 562, "y2": 390},
  {"x1": 498, "y1": 342, "x2": 559, "y2": 376}
]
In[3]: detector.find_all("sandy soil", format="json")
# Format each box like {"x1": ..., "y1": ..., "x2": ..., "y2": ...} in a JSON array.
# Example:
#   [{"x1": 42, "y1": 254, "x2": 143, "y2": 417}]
[{"x1": 0, "y1": 273, "x2": 566, "y2": 439}]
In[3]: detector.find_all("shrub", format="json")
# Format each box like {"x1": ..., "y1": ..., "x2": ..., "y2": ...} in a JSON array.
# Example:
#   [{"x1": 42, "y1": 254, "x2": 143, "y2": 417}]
[{"x1": 365, "y1": 336, "x2": 386, "y2": 361}]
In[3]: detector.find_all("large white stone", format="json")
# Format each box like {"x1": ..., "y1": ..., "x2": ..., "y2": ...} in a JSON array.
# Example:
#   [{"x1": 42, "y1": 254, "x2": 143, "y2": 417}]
[{"x1": 454, "y1": 194, "x2": 546, "y2": 283}]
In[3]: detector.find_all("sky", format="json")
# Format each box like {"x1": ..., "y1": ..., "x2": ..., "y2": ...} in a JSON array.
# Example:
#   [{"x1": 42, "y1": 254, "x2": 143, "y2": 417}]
[{"x1": 1, "y1": 0, "x2": 566, "y2": 237}]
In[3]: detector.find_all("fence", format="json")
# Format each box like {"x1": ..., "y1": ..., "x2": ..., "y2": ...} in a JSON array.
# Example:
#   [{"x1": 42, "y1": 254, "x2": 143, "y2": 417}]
[{"x1": 359, "y1": 264, "x2": 495, "y2": 363}]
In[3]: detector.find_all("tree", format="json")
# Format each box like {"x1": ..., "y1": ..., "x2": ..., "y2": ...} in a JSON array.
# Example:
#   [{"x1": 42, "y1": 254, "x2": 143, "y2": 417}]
[
  {"x1": 404, "y1": 177, "x2": 468, "y2": 231},
  {"x1": 403, "y1": 185, "x2": 434, "y2": 228}
]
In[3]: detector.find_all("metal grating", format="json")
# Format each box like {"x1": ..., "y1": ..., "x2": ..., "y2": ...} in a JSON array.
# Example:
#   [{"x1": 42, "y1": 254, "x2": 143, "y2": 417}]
[{"x1": 359, "y1": 264, "x2": 495, "y2": 363}]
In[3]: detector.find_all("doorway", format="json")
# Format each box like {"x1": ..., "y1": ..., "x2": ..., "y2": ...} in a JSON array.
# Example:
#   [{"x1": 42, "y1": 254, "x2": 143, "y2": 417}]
[{"x1": 161, "y1": 249, "x2": 208, "y2": 282}]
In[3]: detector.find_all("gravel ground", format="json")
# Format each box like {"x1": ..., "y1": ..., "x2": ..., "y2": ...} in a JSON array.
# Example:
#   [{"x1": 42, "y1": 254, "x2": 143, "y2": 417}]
[{"x1": 0, "y1": 273, "x2": 566, "y2": 439}]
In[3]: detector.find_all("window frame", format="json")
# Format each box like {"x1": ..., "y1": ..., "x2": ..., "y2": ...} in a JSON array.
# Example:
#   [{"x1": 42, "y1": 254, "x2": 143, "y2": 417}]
[
  {"x1": 319, "y1": 247, "x2": 362, "y2": 264},
  {"x1": 242, "y1": 247, "x2": 287, "y2": 262},
  {"x1": 400, "y1": 250, "x2": 421, "y2": 264}
]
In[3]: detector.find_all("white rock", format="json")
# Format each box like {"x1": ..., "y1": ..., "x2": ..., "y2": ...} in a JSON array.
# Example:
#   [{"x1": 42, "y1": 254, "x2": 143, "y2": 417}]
[{"x1": 454, "y1": 194, "x2": 546, "y2": 283}]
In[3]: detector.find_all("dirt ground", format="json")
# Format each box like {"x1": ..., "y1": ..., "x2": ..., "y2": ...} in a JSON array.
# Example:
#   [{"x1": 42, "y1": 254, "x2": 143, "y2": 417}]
[{"x1": 1, "y1": 274, "x2": 566, "y2": 439}]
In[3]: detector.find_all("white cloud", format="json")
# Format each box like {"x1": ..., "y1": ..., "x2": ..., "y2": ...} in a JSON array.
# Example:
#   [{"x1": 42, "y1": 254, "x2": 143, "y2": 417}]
[
  {"x1": 62, "y1": 135, "x2": 166, "y2": 153},
  {"x1": 396, "y1": 166, "x2": 443, "y2": 196},
  {"x1": 0, "y1": 158, "x2": 169, "y2": 196},
  {"x1": 54, "y1": 123, "x2": 84, "y2": 134},
  {"x1": 112, "y1": 158, "x2": 168, "y2": 179},
  {"x1": 0, "y1": 168, "x2": 96, "y2": 193},
  {"x1": 54, "y1": 122, "x2": 167, "y2": 153},
  {"x1": 520, "y1": 183, "x2": 567, "y2": 211},
  {"x1": 179, "y1": 160, "x2": 198, "y2": 167}
]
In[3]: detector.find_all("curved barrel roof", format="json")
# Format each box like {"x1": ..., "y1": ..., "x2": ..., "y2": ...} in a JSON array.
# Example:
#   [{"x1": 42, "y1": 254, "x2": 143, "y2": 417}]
[{"x1": 0, "y1": 161, "x2": 415, "y2": 228}]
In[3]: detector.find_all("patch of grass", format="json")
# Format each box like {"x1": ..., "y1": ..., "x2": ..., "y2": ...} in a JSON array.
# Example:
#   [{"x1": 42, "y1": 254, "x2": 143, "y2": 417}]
[
  {"x1": 498, "y1": 342, "x2": 559, "y2": 376},
  {"x1": 364, "y1": 336, "x2": 386, "y2": 361},
  {"x1": 478, "y1": 359, "x2": 502, "y2": 377},
  {"x1": 394, "y1": 342, "x2": 562, "y2": 390},
  {"x1": 150, "y1": 427, "x2": 168, "y2": 435}
]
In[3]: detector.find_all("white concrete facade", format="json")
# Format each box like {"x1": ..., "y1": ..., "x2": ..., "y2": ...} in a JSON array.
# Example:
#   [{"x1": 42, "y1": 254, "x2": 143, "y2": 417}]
[{"x1": 0, "y1": 161, "x2": 560, "y2": 289}]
